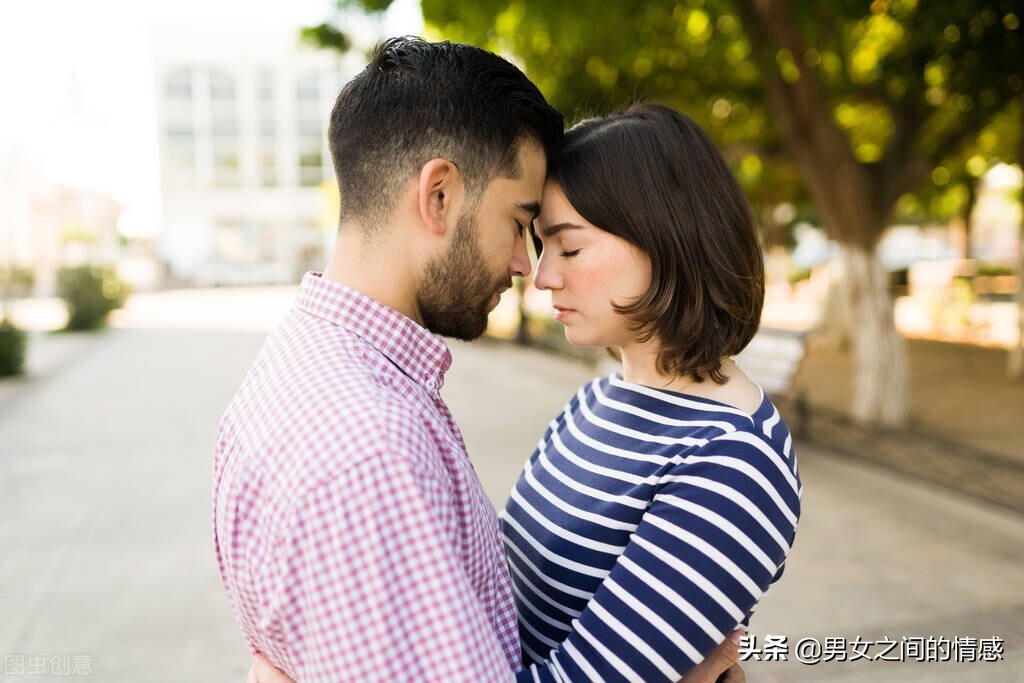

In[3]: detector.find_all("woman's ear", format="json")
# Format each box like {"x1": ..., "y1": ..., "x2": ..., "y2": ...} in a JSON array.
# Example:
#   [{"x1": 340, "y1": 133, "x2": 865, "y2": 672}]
[{"x1": 417, "y1": 158, "x2": 462, "y2": 236}]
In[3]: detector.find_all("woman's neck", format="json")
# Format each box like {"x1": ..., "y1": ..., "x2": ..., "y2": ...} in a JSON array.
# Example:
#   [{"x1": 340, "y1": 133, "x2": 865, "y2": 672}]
[
  {"x1": 618, "y1": 341, "x2": 698, "y2": 394},
  {"x1": 618, "y1": 340, "x2": 762, "y2": 414}
]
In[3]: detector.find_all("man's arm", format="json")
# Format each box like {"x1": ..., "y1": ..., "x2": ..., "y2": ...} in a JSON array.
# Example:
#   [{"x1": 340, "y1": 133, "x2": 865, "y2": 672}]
[{"x1": 263, "y1": 453, "x2": 514, "y2": 682}]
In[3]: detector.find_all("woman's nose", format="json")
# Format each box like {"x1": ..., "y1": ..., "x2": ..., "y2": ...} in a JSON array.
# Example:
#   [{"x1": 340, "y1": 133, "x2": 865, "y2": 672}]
[{"x1": 533, "y1": 252, "x2": 562, "y2": 291}]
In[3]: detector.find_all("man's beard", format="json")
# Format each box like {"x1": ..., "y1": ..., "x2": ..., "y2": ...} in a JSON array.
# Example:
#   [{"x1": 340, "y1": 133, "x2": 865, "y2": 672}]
[{"x1": 417, "y1": 210, "x2": 510, "y2": 341}]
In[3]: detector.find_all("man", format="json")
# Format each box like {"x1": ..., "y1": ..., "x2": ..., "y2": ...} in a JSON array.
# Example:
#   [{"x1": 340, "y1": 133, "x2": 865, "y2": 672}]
[{"x1": 215, "y1": 37, "x2": 742, "y2": 682}]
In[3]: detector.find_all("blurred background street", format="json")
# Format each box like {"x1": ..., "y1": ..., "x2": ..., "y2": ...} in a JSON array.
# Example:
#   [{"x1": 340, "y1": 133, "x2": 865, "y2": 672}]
[{"x1": 2, "y1": 0, "x2": 1024, "y2": 681}]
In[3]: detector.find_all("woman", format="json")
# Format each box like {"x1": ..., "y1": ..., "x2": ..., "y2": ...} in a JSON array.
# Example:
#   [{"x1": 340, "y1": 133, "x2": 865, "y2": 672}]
[{"x1": 252, "y1": 103, "x2": 801, "y2": 682}]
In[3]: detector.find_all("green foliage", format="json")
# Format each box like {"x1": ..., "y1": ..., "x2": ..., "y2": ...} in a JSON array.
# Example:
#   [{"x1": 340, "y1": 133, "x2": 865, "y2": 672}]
[
  {"x1": 305, "y1": 0, "x2": 1022, "y2": 239},
  {"x1": 0, "y1": 266, "x2": 34, "y2": 325},
  {"x1": 897, "y1": 98, "x2": 1022, "y2": 224},
  {"x1": 417, "y1": 0, "x2": 1021, "y2": 236},
  {"x1": 56, "y1": 265, "x2": 129, "y2": 332},
  {"x1": 300, "y1": 0, "x2": 400, "y2": 56},
  {"x1": 300, "y1": 23, "x2": 352, "y2": 53},
  {"x1": 0, "y1": 266, "x2": 34, "y2": 301},
  {"x1": 338, "y1": 0, "x2": 394, "y2": 12},
  {"x1": 302, "y1": 0, "x2": 1023, "y2": 420},
  {"x1": 0, "y1": 318, "x2": 26, "y2": 377},
  {"x1": 788, "y1": 266, "x2": 814, "y2": 285},
  {"x1": 977, "y1": 264, "x2": 1016, "y2": 277}
]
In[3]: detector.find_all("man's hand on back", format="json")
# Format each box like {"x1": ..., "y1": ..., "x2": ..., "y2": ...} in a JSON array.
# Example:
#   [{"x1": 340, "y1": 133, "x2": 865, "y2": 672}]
[{"x1": 678, "y1": 630, "x2": 746, "y2": 683}]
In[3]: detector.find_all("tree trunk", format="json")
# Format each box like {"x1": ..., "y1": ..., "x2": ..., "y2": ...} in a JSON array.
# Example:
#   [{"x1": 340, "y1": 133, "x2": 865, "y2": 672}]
[
  {"x1": 515, "y1": 279, "x2": 531, "y2": 346},
  {"x1": 733, "y1": 0, "x2": 916, "y2": 423},
  {"x1": 840, "y1": 243, "x2": 909, "y2": 425},
  {"x1": 951, "y1": 179, "x2": 978, "y2": 260}
]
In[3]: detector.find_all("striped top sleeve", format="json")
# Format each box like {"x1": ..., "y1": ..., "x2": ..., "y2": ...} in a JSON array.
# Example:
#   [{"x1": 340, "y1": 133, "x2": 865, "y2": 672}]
[{"x1": 502, "y1": 375, "x2": 801, "y2": 682}]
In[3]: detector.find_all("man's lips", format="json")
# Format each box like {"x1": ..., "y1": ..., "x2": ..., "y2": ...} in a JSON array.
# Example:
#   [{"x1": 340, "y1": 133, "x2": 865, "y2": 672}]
[{"x1": 488, "y1": 287, "x2": 509, "y2": 310}]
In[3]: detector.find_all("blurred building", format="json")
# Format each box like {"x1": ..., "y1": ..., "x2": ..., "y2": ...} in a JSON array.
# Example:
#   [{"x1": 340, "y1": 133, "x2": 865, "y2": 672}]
[
  {"x1": 0, "y1": 144, "x2": 122, "y2": 295},
  {"x1": 151, "y1": 26, "x2": 350, "y2": 285}
]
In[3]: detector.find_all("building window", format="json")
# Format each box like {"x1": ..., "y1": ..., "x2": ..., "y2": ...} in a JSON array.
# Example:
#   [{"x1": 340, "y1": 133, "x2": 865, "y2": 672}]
[
  {"x1": 298, "y1": 134, "x2": 323, "y2": 186},
  {"x1": 209, "y1": 69, "x2": 236, "y2": 102},
  {"x1": 260, "y1": 150, "x2": 277, "y2": 187},
  {"x1": 297, "y1": 111, "x2": 323, "y2": 186},
  {"x1": 296, "y1": 73, "x2": 320, "y2": 104},
  {"x1": 212, "y1": 218, "x2": 254, "y2": 262},
  {"x1": 165, "y1": 122, "x2": 195, "y2": 185},
  {"x1": 213, "y1": 129, "x2": 240, "y2": 188},
  {"x1": 297, "y1": 118, "x2": 322, "y2": 137},
  {"x1": 166, "y1": 124, "x2": 195, "y2": 140},
  {"x1": 298, "y1": 156, "x2": 323, "y2": 186},
  {"x1": 166, "y1": 68, "x2": 192, "y2": 100},
  {"x1": 165, "y1": 148, "x2": 196, "y2": 186},
  {"x1": 257, "y1": 70, "x2": 275, "y2": 102},
  {"x1": 212, "y1": 118, "x2": 238, "y2": 137},
  {"x1": 258, "y1": 220, "x2": 279, "y2": 261}
]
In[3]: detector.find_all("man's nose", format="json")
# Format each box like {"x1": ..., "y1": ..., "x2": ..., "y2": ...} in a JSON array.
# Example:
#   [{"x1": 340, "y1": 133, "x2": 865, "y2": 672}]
[{"x1": 510, "y1": 232, "x2": 533, "y2": 278}]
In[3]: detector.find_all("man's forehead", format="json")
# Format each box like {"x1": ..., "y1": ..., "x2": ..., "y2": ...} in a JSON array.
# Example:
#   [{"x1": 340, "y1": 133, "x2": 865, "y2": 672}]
[{"x1": 515, "y1": 137, "x2": 549, "y2": 179}]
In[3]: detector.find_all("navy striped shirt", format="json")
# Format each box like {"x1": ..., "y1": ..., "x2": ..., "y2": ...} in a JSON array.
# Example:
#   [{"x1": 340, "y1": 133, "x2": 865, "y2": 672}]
[{"x1": 500, "y1": 373, "x2": 802, "y2": 682}]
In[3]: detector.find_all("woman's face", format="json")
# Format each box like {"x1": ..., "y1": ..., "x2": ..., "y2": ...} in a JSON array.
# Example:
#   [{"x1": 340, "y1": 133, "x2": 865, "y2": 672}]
[{"x1": 533, "y1": 179, "x2": 652, "y2": 349}]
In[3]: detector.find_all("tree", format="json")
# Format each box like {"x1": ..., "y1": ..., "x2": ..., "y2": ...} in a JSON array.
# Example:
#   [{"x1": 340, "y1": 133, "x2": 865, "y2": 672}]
[
  {"x1": 298, "y1": 0, "x2": 400, "y2": 55},
  {"x1": 309, "y1": 0, "x2": 1024, "y2": 424}
]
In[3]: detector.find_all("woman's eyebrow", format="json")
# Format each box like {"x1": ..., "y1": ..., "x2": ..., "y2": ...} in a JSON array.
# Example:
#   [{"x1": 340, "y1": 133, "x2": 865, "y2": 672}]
[{"x1": 538, "y1": 222, "x2": 586, "y2": 238}]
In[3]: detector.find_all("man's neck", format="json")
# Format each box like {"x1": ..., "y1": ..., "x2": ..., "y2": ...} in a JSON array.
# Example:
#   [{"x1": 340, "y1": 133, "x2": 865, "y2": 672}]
[{"x1": 322, "y1": 230, "x2": 423, "y2": 325}]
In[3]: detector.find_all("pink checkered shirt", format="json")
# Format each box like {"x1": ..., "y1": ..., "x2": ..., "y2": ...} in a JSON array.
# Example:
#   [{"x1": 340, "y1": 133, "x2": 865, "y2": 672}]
[{"x1": 213, "y1": 273, "x2": 521, "y2": 682}]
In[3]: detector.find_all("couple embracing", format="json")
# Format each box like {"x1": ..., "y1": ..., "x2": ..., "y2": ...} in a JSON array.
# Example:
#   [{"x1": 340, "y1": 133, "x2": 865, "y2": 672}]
[{"x1": 213, "y1": 36, "x2": 801, "y2": 683}]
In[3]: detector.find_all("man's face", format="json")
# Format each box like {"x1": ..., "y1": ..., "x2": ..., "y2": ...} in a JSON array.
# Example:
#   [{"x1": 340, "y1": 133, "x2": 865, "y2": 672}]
[{"x1": 418, "y1": 140, "x2": 547, "y2": 340}]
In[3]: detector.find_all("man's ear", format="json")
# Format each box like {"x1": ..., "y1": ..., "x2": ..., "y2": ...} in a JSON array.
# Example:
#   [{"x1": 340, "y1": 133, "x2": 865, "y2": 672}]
[{"x1": 417, "y1": 158, "x2": 462, "y2": 236}]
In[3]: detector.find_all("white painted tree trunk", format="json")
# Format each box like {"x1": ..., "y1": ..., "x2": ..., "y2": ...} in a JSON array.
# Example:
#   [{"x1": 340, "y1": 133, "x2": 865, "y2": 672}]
[{"x1": 840, "y1": 243, "x2": 909, "y2": 425}]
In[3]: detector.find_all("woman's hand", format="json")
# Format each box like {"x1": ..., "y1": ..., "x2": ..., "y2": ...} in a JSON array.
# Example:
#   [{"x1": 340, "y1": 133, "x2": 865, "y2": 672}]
[{"x1": 247, "y1": 653, "x2": 294, "y2": 683}]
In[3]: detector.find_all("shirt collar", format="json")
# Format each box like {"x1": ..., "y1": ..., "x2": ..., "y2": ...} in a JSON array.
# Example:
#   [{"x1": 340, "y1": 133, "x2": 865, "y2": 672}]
[{"x1": 294, "y1": 272, "x2": 452, "y2": 393}]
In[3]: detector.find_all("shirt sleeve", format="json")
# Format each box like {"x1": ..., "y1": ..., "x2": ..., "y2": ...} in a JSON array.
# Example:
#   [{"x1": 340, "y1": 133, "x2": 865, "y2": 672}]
[
  {"x1": 263, "y1": 452, "x2": 516, "y2": 683},
  {"x1": 516, "y1": 434, "x2": 801, "y2": 682}
]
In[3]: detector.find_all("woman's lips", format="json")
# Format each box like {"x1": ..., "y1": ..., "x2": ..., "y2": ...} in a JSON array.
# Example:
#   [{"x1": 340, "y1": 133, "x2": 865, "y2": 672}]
[{"x1": 553, "y1": 306, "x2": 576, "y2": 322}]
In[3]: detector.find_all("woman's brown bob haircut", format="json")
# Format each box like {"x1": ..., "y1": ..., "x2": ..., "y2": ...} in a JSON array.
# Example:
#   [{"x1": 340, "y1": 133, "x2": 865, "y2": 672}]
[{"x1": 551, "y1": 103, "x2": 764, "y2": 384}]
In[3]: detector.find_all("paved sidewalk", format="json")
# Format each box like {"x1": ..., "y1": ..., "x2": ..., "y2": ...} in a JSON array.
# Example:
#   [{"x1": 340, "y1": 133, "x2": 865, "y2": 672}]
[
  {"x1": 793, "y1": 336, "x2": 1024, "y2": 515},
  {"x1": 798, "y1": 336, "x2": 1023, "y2": 464},
  {"x1": 1, "y1": 288, "x2": 1021, "y2": 682},
  {"x1": 0, "y1": 332, "x2": 107, "y2": 411}
]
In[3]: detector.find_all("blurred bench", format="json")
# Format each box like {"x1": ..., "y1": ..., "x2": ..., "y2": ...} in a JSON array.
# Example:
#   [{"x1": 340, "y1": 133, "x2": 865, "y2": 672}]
[{"x1": 734, "y1": 326, "x2": 809, "y2": 434}]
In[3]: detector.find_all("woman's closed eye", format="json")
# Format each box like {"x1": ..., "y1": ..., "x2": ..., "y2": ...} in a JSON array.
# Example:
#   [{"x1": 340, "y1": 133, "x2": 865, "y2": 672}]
[{"x1": 561, "y1": 249, "x2": 581, "y2": 258}]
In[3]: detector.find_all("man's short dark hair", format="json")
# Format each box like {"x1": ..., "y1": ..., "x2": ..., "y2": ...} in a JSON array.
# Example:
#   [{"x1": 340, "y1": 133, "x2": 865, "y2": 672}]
[
  {"x1": 328, "y1": 36, "x2": 564, "y2": 231},
  {"x1": 551, "y1": 103, "x2": 765, "y2": 384}
]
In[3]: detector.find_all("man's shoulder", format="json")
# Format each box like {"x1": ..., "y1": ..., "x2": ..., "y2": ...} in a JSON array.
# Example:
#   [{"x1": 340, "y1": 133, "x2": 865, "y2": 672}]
[
  {"x1": 218, "y1": 311, "x2": 445, "y2": 488},
  {"x1": 252, "y1": 309, "x2": 399, "y2": 399}
]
